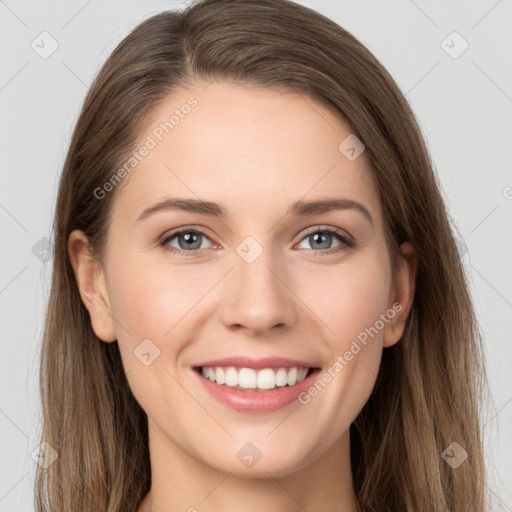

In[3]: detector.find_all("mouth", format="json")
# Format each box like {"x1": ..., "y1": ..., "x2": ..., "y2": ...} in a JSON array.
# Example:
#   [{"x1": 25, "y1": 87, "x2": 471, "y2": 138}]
[
  {"x1": 193, "y1": 365, "x2": 317, "y2": 392},
  {"x1": 191, "y1": 356, "x2": 322, "y2": 412}
]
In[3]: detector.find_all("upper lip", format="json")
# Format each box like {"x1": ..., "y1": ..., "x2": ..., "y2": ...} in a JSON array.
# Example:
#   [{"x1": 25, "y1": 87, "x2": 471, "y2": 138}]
[{"x1": 193, "y1": 356, "x2": 318, "y2": 369}]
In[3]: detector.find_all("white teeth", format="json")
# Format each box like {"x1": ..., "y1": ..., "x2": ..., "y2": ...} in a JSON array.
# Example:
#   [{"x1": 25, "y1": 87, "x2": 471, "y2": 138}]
[
  {"x1": 287, "y1": 367, "x2": 298, "y2": 386},
  {"x1": 275, "y1": 368, "x2": 288, "y2": 387},
  {"x1": 225, "y1": 367, "x2": 238, "y2": 386},
  {"x1": 199, "y1": 366, "x2": 311, "y2": 390},
  {"x1": 239, "y1": 368, "x2": 257, "y2": 389},
  {"x1": 257, "y1": 368, "x2": 276, "y2": 390},
  {"x1": 215, "y1": 367, "x2": 226, "y2": 385}
]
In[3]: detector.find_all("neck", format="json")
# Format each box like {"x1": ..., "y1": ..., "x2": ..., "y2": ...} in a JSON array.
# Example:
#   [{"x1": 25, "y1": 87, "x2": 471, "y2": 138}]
[{"x1": 139, "y1": 418, "x2": 360, "y2": 512}]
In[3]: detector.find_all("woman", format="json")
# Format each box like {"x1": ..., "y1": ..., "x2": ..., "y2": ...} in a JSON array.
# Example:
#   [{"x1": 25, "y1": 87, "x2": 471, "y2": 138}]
[{"x1": 35, "y1": 0, "x2": 486, "y2": 510}]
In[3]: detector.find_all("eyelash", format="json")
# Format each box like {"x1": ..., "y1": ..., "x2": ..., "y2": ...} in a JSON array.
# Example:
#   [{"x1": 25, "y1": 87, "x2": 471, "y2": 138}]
[{"x1": 158, "y1": 226, "x2": 354, "y2": 257}]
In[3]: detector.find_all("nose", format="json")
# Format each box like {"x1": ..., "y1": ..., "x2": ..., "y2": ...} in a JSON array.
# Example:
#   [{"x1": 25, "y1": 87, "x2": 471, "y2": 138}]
[{"x1": 220, "y1": 245, "x2": 298, "y2": 337}]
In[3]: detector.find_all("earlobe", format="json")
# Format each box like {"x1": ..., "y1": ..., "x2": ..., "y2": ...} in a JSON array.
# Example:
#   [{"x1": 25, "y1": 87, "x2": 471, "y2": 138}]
[
  {"x1": 383, "y1": 241, "x2": 417, "y2": 348},
  {"x1": 68, "y1": 230, "x2": 117, "y2": 342}
]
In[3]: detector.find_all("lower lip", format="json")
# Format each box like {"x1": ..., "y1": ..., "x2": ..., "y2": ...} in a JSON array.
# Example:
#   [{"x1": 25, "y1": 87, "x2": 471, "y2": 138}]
[{"x1": 192, "y1": 368, "x2": 320, "y2": 413}]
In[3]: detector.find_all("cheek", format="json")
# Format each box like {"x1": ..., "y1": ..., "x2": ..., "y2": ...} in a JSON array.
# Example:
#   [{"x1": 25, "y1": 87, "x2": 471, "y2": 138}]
[
  {"x1": 261, "y1": 259, "x2": 391, "y2": 464},
  {"x1": 109, "y1": 263, "x2": 169, "y2": 333},
  {"x1": 105, "y1": 256, "x2": 196, "y2": 414},
  {"x1": 105, "y1": 254, "x2": 196, "y2": 369},
  {"x1": 298, "y1": 252, "x2": 392, "y2": 348},
  {"x1": 295, "y1": 253, "x2": 391, "y2": 414},
  {"x1": 107, "y1": 229, "x2": 210, "y2": 322}
]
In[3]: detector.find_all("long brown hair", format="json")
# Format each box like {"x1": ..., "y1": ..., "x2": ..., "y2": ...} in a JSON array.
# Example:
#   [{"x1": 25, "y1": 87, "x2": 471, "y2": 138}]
[{"x1": 35, "y1": 0, "x2": 487, "y2": 510}]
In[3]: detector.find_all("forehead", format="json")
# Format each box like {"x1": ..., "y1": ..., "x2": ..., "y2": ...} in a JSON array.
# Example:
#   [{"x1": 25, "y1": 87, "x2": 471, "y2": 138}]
[{"x1": 112, "y1": 82, "x2": 382, "y2": 227}]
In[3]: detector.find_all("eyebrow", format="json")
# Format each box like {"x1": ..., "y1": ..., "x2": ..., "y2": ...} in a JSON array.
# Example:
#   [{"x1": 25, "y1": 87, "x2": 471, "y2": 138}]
[{"x1": 136, "y1": 197, "x2": 373, "y2": 225}]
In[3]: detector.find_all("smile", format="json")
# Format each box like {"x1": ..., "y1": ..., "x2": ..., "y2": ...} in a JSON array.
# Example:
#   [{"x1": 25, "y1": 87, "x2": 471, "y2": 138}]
[
  {"x1": 192, "y1": 357, "x2": 321, "y2": 413},
  {"x1": 197, "y1": 366, "x2": 312, "y2": 390}
]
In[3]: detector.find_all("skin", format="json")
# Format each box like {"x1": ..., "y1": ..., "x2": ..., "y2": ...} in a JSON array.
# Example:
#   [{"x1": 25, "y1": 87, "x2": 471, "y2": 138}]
[{"x1": 69, "y1": 82, "x2": 417, "y2": 512}]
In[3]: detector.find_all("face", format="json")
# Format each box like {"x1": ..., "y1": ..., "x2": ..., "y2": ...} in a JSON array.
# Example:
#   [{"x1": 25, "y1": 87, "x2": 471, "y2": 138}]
[{"x1": 71, "y1": 82, "x2": 415, "y2": 479}]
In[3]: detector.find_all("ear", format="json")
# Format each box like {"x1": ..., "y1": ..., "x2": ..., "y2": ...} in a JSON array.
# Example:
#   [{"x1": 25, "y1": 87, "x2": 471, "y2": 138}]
[
  {"x1": 68, "y1": 229, "x2": 117, "y2": 342},
  {"x1": 383, "y1": 241, "x2": 417, "y2": 348}
]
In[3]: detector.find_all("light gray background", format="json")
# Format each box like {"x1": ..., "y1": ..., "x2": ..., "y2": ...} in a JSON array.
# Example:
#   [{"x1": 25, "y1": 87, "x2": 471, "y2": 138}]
[{"x1": 1, "y1": 1, "x2": 511, "y2": 510}]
